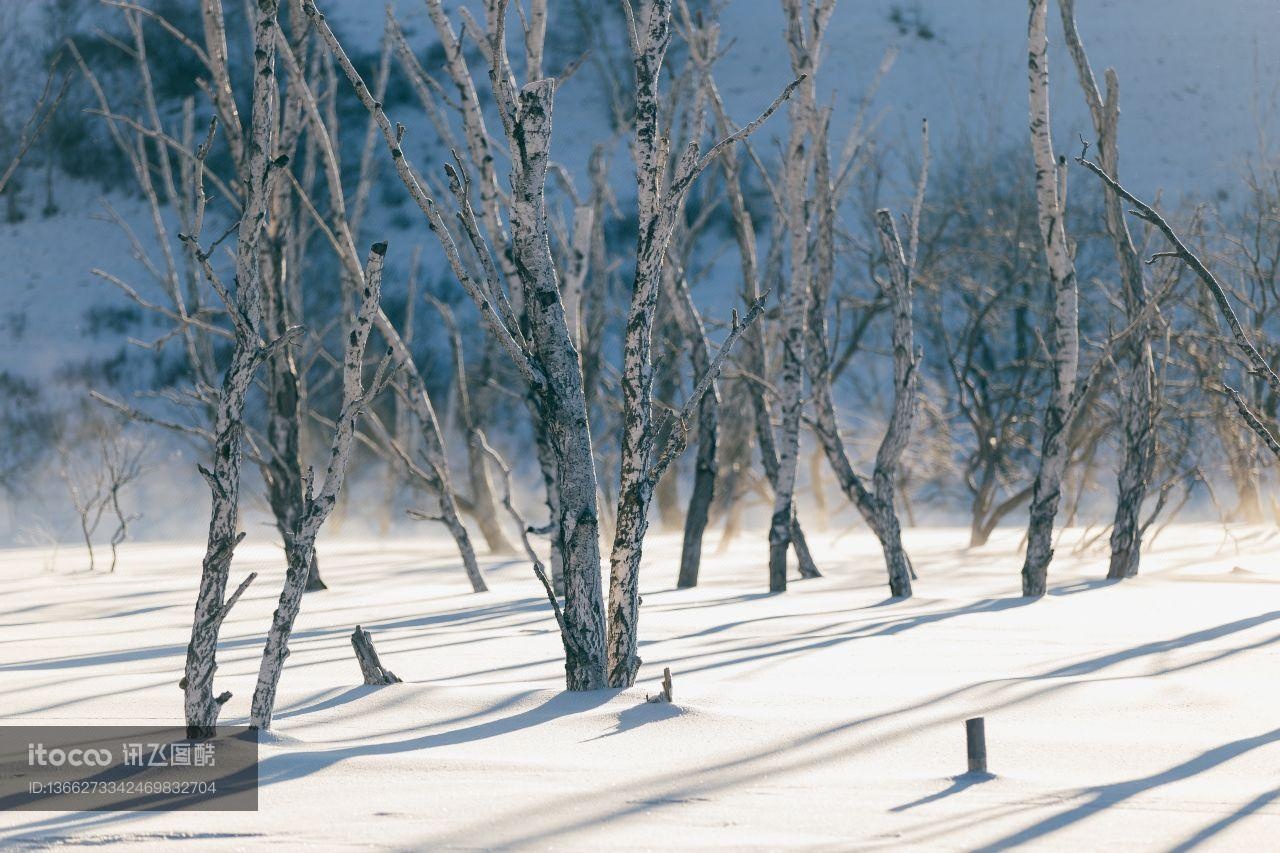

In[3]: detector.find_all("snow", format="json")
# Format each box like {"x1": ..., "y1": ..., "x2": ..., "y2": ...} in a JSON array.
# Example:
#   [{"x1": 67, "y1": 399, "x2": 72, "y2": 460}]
[{"x1": 3, "y1": 525, "x2": 1280, "y2": 849}]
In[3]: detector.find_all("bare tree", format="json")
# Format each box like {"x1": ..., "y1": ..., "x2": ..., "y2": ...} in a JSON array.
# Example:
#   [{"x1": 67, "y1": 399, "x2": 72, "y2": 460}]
[
  {"x1": 183, "y1": 0, "x2": 283, "y2": 738},
  {"x1": 0, "y1": 51, "x2": 70, "y2": 205},
  {"x1": 806, "y1": 115, "x2": 927, "y2": 598},
  {"x1": 911, "y1": 138, "x2": 1051, "y2": 547},
  {"x1": 429, "y1": 293, "x2": 517, "y2": 564},
  {"x1": 607, "y1": 0, "x2": 796, "y2": 686},
  {"x1": 1021, "y1": 0, "x2": 1081, "y2": 597},
  {"x1": 250, "y1": 242, "x2": 393, "y2": 730},
  {"x1": 58, "y1": 422, "x2": 146, "y2": 574},
  {"x1": 1059, "y1": 0, "x2": 1157, "y2": 580},
  {"x1": 687, "y1": 23, "x2": 823, "y2": 580},
  {"x1": 269, "y1": 12, "x2": 489, "y2": 595},
  {"x1": 1076, "y1": 148, "x2": 1280, "y2": 466},
  {"x1": 390, "y1": 3, "x2": 528, "y2": 559},
  {"x1": 767, "y1": 0, "x2": 834, "y2": 592},
  {"x1": 305, "y1": 0, "x2": 614, "y2": 689},
  {"x1": 78, "y1": 1, "x2": 343, "y2": 595}
]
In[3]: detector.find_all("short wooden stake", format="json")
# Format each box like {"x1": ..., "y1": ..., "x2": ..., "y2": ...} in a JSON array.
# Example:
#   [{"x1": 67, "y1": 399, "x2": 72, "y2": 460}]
[{"x1": 965, "y1": 717, "x2": 987, "y2": 774}]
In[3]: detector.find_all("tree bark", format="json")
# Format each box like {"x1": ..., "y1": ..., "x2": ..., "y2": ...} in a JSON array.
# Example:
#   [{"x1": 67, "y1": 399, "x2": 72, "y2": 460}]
[
  {"x1": 806, "y1": 206, "x2": 919, "y2": 598},
  {"x1": 608, "y1": 0, "x2": 797, "y2": 685},
  {"x1": 251, "y1": 242, "x2": 391, "y2": 729},
  {"x1": 767, "y1": 0, "x2": 834, "y2": 591},
  {"x1": 664, "y1": 265, "x2": 719, "y2": 589},
  {"x1": 1058, "y1": 0, "x2": 1157, "y2": 580},
  {"x1": 184, "y1": 0, "x2": 280, "y2": 738},
  {"x1": 1021, "y1": 0, "x2": 1080, "y2": 597}
]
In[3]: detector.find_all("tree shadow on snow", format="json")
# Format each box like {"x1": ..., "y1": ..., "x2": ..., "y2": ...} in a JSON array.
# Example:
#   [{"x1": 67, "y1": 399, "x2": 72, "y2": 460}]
[
  {"x1": 427, "y1": 610, "x2": 1280, "y2": 849},
  {"x1": 255, "y1": 688, "x2": 619, "y2": 788},
  {"x1": 271, "y1": 685, "x2": 382, "y2": 720},
  {"x1": 970, "y1": 727, "x2": 1280, "y2": 851}
]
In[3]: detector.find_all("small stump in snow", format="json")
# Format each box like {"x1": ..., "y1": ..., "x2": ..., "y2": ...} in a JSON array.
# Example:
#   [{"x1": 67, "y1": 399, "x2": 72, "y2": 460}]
[
  {"x1": 351, "y1": 625, "x2": 401, "y2": 685},
  {"x1": 646, "y1": 667, "x2": 673, "y2": 703}
]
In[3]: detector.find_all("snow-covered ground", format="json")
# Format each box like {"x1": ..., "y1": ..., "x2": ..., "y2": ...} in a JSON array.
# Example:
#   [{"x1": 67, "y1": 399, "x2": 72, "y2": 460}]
[{"x1": 2, "y1": 525, "x2": 1280, "y2": 849}]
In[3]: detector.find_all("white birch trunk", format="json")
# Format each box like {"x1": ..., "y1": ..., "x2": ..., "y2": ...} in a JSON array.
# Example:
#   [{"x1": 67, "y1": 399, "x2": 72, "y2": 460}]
[
  {"x1": 805, "y1": 206, "x2": 918, "y2": 598},
  {"x1": 768, "y1": 0, "x2": 834, "y2": 592},
  {"x1": 1021, "y1": 0, "x2": 1080, "y2": 597}
]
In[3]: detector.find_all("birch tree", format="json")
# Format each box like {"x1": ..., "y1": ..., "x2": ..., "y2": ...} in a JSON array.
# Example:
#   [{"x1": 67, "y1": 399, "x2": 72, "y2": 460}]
[
  {"x1": 1021, "y1": 0, "x2": 1080, "y2": 597},
  {"x1": 912, "y1": 139, "x2": 1052, "y2": 548},
  {"x1": 304, "y1": 0, "x2": 613, "y2": 689},
  {"x1": 1059, "y1": 0, "x2": 1157, "y2": 580},
  {"x1": 183, "y1": 0, "x2": 282, "y2": 738},
  {"x1": 389, "y1": 4, "x2": 527, "y2": 559},
  {"x1": 270, "y1": 16, "x2": 490, "y2": 595},
  {"x1": 805, "y1": 115, "x2": 926, "y2": 598},
  {"x1": 1076, "y1": 148, "x2": 1280, "y2": 466},
  {"x1": 607, "y1": 0, "x2": 797, "y2": 687},
  {"x1": 82, "y1": 0, "x2": 338, "y2": 593},
  {"x1": 767, "y1": 0, "x2": 834, "y2": 593},
  {"x1": 250, "y1": 242, "x2": 393, "y2": 730},
  {"x1": 686, "y1": 22, "x2": 823, "y2": 580}
]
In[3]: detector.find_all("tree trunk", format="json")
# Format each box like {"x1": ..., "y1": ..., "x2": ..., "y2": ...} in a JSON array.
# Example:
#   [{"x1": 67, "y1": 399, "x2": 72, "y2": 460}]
[
  {"x1": 531, "y1": 410, "x2": 565, "y2": 595},
  {"x1": 665, "y1": 265, "x2": 719, "y2": 589},
  {"x1": 184, "y1": 0, "x2": 279, "y2": 738},
  {"x1": 305, "y1": 553, "x2": 327, "y2": 591},
  {"x1": 768, "y1": 0, "x2": 830, "y2": 592},
  {"x1": 1021, "y1": 0, "x2": 1080, "y2": 597},
  {"x1": 308, "y1": 0, "x2": 611, "y2": 691},
  {"x1": 1059, "y1": 0, "x2": 1157, "y2": 581},
  {"x1": 251, "y1": 242, "x2": 388, "y2": 729},
  {"x1": 464, "y1": 428, "x2": 518, "y2": 554}
]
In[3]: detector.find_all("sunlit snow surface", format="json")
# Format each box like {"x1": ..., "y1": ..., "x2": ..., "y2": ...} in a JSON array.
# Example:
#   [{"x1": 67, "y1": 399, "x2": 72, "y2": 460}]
[{"x1": 2, "y1": 526, "x2": 1280, "y2": 849}]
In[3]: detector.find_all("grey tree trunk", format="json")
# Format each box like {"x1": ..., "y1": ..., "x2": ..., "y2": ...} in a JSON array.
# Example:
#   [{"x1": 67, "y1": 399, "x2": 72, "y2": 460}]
[
  {"x1": 608, "y1": 0, "x2": 797, "y2": 686},
  {"x1": 183, "y1": 0, "x2": 280, "y2": 738},
  {"x1": 712, "y1": 104, "x2": 819, "y2": 581},
  {"x1": 664, "y1": 265, "x2": 719, "y2": 590},
  {"x1": 1021, "y1": 0, "x2": 1081, "y2": 597},
  {"x1": 251, "y1": 242, "x2": 391, "y2": 730},
  {"x1": 272, "y1": 16, "x2": 487, "y2": 595},
  {"x1": 430, "y1": 294, "x2": 518, "y2": 557},
  {"x1": 1058, "y1": 0, "x2": 1157, "y2": 581},
  {"x1": 262, "y1": 0, "x2": 327, "y2": 595},
  {"x1": 351, "y1": 626, "x2": 401, "y2": 685},
  {"x1": 806, "y1": 204, "x2": 920, "y2": 598}
]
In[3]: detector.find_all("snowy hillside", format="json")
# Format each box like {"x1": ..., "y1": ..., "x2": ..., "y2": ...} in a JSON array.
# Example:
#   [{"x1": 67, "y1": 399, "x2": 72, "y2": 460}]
[
  {"x1": 320, "y1": 0, "x2": 1280, "y2": 200},
  {"x1": 6, "y1": 0, "x2": 1276, "y2": 383}
]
